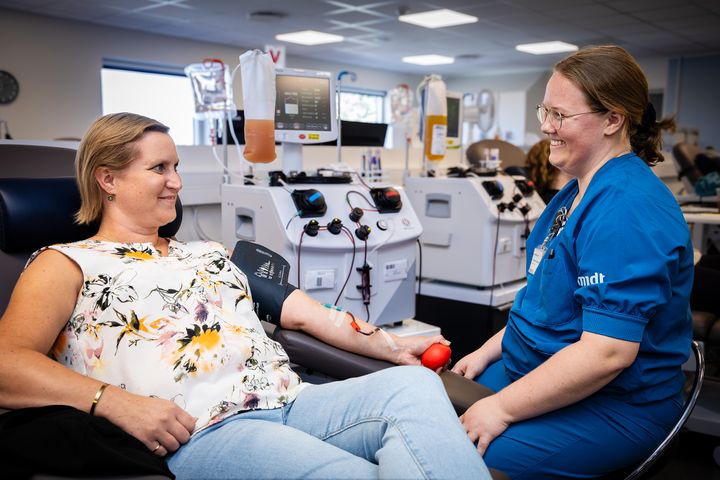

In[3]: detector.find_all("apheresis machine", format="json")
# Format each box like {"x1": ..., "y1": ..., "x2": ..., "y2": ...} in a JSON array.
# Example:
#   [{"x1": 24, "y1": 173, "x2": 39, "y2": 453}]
[
  {"x1": 221, "y1": 67, "x2": 422, "y2": 326},
  {"x1": 405, "y1": 172, "x2": 545, "y2": 305},
  {"x1": 405, "y1": 77, "x2": 545, "y2": 306}
]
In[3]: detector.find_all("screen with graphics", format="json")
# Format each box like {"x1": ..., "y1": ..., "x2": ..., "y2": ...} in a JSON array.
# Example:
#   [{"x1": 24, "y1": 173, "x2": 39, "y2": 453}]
[{"x1": 275, "y1": 75, "x2": 332, "y2": 132}]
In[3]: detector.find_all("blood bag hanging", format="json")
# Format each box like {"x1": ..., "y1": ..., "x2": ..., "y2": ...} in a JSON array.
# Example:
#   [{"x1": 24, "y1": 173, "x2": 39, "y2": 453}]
[
  {"x1": 419, "y1": 75, "x2": 447, "y2": 163},
  {"x1": 239, "y1": 50, "x2": 277, "y2": 163}
]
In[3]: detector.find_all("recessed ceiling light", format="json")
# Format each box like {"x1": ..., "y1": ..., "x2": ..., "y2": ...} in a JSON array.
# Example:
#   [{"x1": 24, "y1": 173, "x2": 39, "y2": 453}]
[
  {"x1": 247, "y1": 11, "x2": 287, "y2": 22},
  {"x1": 402, "y1": 54, "x2": 455, "y2": 66},
  {"x1": 399, "y1": 9, "x2": 478, "y2": 29},
  {"x1": 275, "y1": 30, "x2": 344, "y2": 46},
  {"x1": 515, "y1": 41, "x2": 578, "y2": 55}
]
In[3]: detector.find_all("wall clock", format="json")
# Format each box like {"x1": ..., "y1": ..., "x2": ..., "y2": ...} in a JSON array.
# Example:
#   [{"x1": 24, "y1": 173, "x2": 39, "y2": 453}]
[{"x1": 0, "y1": 70, "x2": 20, "y2": 104}]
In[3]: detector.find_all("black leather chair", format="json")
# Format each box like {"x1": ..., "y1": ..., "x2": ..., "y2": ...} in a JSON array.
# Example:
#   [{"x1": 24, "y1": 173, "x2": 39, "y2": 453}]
[
  {"x1": 671, "y1": 142, "x2": 704, "y2": 193},
  {"x1": 0, "y1": 176, "x2": 503, "y2": 479}
]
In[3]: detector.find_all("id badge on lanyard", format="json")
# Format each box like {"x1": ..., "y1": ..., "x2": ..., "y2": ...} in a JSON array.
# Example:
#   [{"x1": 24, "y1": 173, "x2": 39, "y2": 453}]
[
  {"x1": 528, "y1": 206, "x2": 568, "y2": 275},
  {"x1": 528, "y1": 244, "x2": 546, "y2": 275}
]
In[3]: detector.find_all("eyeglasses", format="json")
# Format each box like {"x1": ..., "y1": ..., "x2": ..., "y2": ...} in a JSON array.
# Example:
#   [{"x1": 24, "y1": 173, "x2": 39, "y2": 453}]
[{"x1": 536, "y1": 104, "x2": 604, "y2": 130}]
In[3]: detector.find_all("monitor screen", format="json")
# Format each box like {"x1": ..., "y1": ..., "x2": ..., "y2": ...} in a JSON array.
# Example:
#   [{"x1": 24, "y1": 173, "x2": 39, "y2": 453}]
[
  {"x1": 274, "y1": 68, "x2": 337, "y2": 144},
  {"x1": 446, "y1": 92, "x2": 462, "y2": 148},
  {"x1": 321, "y1": 120, "x2": 388, "y2": 147}
]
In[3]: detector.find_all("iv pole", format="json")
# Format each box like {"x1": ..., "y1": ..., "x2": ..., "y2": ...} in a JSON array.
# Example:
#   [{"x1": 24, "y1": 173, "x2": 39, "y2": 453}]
[{"x1": 336, "y1": 70, "x2": 357, "y2": 163}]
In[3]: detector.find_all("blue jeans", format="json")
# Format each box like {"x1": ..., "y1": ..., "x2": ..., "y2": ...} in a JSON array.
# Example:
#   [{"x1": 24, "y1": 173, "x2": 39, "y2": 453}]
[{"x1": 168, "y1": 366, "x2": 490, "y2": 479}]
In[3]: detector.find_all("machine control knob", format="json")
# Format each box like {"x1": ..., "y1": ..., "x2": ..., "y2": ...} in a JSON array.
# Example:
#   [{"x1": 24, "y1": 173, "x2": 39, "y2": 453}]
[
  {"x1": 519, "y1": 204, "x2": 532, "y2": 215},
  {"x1": 355, "y1": 224, "x2": 371, "y2": 241},
  {"x1": 497, "y1": 202, "x2": 508, "y2": 213},
  {"x1": 303, "y1": 219, "x2": 320, "y2": 237},
  {"x1": 349, "y1": 207, "x2": 364, "y2": 223},
  {"x1": 376, "y1": 220, "x2": 388, "y2": 231},
  {"x1": 370, "y1": 187, "x2": 402, "y2": 213},
  {"x1": 514, "y1": 179, "x2": 535, "y2": 195},
  {"x1": 512, "y1": 193, "x2": 523, "y2": 203},
  {"x1": 327, "y1": 218, "x2": 343, "y2": 235},
  {"x1": 507, "y1": 202, "x2": 517, "y2": 212},
  {"x1": 291, "y1": 189, "x2": 327, "y2": 218},
  {"x1": 482, "y1": 180, "x2": 504, "y2": 200}
]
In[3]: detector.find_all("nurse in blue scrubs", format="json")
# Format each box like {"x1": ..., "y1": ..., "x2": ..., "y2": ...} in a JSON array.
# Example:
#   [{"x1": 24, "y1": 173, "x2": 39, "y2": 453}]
[{"x1": 453, "y1": 45, "x2": 692, "y2": 479}]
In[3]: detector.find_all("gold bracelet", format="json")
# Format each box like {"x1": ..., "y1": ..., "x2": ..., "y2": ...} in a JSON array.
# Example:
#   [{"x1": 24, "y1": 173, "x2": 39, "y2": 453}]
[{"x1": 89, "y1": 383, "x2": 109, "y2": 416}]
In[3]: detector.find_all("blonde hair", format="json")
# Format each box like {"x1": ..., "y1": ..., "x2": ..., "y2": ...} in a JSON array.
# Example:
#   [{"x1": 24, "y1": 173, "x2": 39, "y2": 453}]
[
  {"x1": 555, "y1": 45, "x2": 675, "y2": 166},
  {"x1": 526, "y1": 139, "x2": 556, "y2": 192},
  {"x1": 74, "y1": 113, "x2": 169, "y2": 224}
]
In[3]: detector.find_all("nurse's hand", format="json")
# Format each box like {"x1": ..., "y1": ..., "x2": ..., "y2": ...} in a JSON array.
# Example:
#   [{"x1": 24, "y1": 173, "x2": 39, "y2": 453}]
[
  {"x1": 460, "y1": 394, "x2": 511, "y2": 456},
  {"x1": 451, "y1": 348, "x2": 489, "y2": 379}
]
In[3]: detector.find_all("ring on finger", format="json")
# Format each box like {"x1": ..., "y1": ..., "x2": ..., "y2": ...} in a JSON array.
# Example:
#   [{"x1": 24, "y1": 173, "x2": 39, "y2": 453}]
[{"x1": 152, "y1": 442, "x2": 162, "y2": 453}]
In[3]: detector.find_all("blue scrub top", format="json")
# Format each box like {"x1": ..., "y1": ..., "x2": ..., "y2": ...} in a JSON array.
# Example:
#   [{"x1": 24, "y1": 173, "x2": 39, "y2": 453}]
[{"x1": 503, "y1": 152, "x2": 694, "y2": 404}]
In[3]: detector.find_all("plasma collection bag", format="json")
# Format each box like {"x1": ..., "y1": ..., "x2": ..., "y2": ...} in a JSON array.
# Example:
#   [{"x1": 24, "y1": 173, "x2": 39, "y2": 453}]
[{"x1": 239, "y1": 50, "x2": 277, "y2": 163}]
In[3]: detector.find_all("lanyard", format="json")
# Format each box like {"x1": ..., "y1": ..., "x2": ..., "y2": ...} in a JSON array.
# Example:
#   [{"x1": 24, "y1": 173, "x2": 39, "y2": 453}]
[
  {"x1": 541, "y1": 206, "x2": 568, "y2": 249},
  {"x1": 529, "y1": 206, "x2": 568, "y2": 275}
]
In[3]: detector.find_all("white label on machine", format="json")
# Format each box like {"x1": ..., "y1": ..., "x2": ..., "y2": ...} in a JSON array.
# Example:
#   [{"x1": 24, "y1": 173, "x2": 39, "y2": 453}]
[
  {"x1": 304, "y1": 269, "x2": 336, "y2": 290},
  {"x1": 496, "y1": 237, "x2": 511, "y2": 254},
  {"x1": 383, "y1": 259, "x2": 408, "y2": 281},
  {"x1": 431, "y1": 124, "x2": 447, "y2": 155}
]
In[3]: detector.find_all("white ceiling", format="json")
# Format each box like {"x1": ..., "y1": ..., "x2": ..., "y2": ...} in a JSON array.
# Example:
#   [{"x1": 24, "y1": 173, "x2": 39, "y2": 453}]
[{"x1": 1, "y1": 0, "x2": 719, "y2": 76}]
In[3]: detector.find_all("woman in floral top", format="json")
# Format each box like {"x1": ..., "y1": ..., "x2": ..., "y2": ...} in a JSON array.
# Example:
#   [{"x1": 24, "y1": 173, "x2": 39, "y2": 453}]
[{"x1": 0, "y1": 113, "x2": 490, "y2": 479}]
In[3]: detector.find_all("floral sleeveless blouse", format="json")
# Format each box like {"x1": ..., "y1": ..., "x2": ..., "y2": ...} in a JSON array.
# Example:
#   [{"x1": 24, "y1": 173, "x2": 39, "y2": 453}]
[{"x1": 34, "y1": 239, "x2": 305, "y2": 432}]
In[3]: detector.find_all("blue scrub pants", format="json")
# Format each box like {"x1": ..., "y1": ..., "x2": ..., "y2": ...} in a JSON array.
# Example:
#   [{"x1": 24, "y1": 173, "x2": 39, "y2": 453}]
[
  {"x1": 476, "y1": 360, "x2": 682, "y2": 479},
  {"x1": 167, "y1": 366, "x2": 491, "y2": 479}
]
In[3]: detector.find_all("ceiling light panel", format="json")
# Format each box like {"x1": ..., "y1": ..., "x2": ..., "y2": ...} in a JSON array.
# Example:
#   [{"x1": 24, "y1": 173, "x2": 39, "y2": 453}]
[
  {"x1": 275, "y1": 30, "x2": 344, "y2": 45},
  {"x1": 401, "y1": 54, "x2": 455, "y2": 65},
  {"x1": 515, "y1": 41, "x2": 578, "y2": 55},
  {"x1": 399, "y1": 9, "x2": 478, "y2": 29}
]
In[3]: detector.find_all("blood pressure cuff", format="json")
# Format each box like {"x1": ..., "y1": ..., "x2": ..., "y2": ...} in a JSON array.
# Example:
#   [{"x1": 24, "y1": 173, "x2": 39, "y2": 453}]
[{"x1": 230, "y1": 240, "x2": 297, "y2": 326}]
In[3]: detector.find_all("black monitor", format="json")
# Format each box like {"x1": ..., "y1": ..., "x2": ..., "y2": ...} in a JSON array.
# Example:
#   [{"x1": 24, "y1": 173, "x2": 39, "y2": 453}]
[
  {"x1": 321, "y1": 120, "x2": 388, "y2": 147},
  {"x1": 218, "y1": 110, "x2": 245, "y2": 145}
]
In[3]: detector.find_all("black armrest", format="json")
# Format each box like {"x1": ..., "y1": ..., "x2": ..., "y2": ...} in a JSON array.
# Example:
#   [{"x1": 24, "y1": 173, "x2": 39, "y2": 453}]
[
  {"x1": 438, "y1": 370, "x2": 494, "y2": 415},
  {"x1": 272, "y1": 326, "x2": 394, "y2": 379},
  {"x1": 269, "y1": 325, "x2": 493, "y2": 415}
]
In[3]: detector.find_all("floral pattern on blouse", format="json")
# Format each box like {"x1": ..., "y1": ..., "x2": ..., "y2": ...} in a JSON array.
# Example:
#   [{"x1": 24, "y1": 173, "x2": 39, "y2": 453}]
[{"x1": 31, "y1": 239, "x2": 304, "y2": 432}]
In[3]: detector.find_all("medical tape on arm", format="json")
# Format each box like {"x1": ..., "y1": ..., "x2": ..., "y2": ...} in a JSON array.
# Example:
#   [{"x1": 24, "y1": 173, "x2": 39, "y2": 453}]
[
  {"x1": 321, "y1": 303, "x2": 397, "y2": 350},
  {"x1": 323, "y1": 304, "x2": 345, "y2": 328},
  {"x1": 378, "y1": 328, "x2": 399, "y2": 351}
]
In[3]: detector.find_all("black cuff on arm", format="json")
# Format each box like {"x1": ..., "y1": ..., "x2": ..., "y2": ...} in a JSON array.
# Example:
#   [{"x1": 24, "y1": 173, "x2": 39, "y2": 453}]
[{"x1": 230, "y1": 241, "x2": 298, "y2": 326}]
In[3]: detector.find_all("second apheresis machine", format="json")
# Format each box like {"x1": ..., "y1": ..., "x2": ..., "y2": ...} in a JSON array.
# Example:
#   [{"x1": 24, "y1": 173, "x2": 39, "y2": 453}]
[
  {"x1": 221, "y1": 66, "x2": 422, "y2": 326},
  {"x1": 405, "y1": 75, "x2": 545, "y2": 306}
]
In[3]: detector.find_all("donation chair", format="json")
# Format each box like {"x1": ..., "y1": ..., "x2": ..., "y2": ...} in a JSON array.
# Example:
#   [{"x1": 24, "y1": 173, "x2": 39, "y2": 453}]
[
  {"x1": 0, "y1": 176, "x2": 504, "y2": 479},
  {"x1": 671, "y1": 142, "x2": 704, "y2": 194}
]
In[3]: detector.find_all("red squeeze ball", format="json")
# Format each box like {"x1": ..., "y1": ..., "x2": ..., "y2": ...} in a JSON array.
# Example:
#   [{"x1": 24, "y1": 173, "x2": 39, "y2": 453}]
[{"x1": 421, "y1": 343, "x2": 451, "y2": 370}]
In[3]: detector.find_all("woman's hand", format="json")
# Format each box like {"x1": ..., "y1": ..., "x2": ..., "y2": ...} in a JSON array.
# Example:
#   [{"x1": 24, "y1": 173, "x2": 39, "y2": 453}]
[
  {"x1": 451, "y1": 348, "x2": 490, "y2": 380},
  {"x1": 460, "y1": 395, "x2": 511, "y2": 456},
  {"x1": 393, "y1": 334, "x2": 450, "y2": 369},
  {"x1": 98, "y1": 386, "x2": 197, "y2": 457}
]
